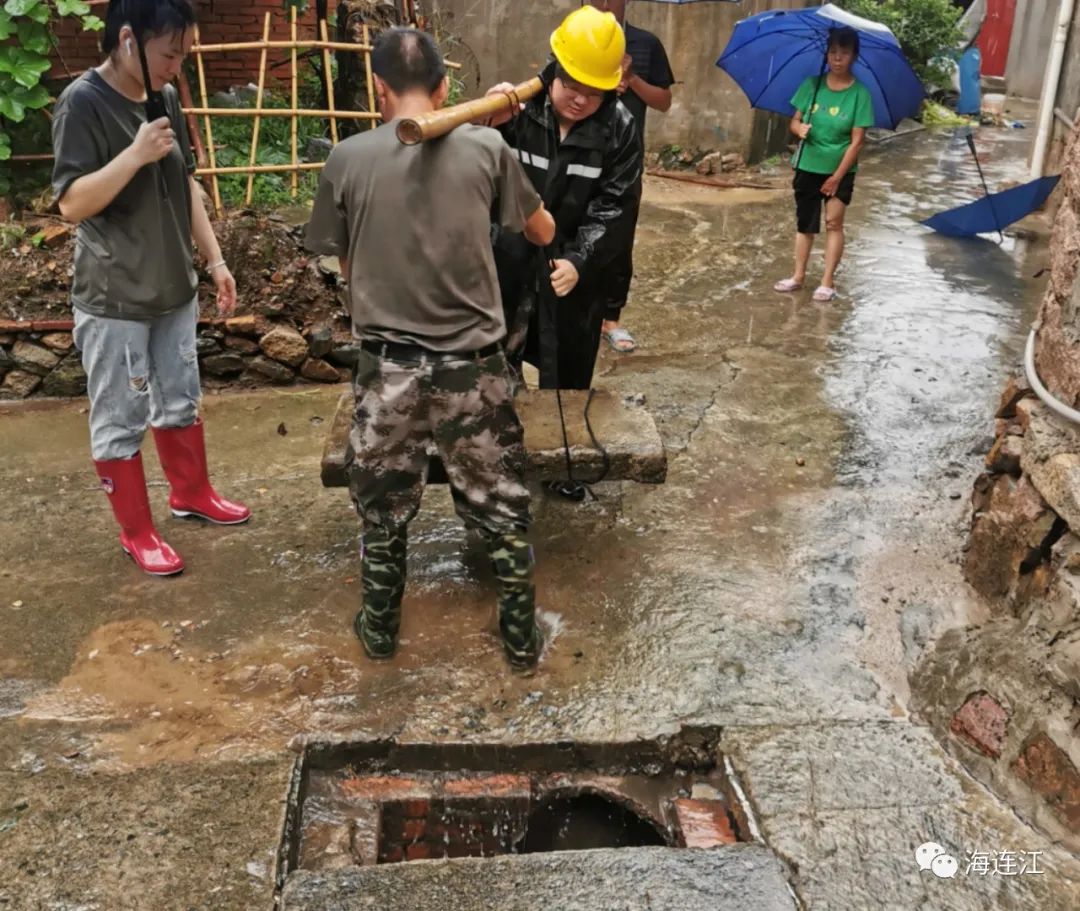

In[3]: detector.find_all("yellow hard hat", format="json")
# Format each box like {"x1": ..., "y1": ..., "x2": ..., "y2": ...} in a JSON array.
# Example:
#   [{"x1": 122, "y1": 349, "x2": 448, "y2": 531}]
[{"x1": 550, "y1": 6, "x2": 625, "y2": 92}]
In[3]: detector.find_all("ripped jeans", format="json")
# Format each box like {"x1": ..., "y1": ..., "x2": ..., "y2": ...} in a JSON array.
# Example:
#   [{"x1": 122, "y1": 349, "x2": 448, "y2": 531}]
[{"x1": 73, "y1": 299, "x2": 201, "y2": 461}]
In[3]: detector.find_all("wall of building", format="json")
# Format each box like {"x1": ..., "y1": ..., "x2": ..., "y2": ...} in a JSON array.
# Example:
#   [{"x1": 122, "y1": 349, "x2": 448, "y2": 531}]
[
  {"x1": 431, "y1": 0, "x2": 812, "y2": 159},
  {"x1": 51, "y1": 0, "x2": 811, "y2": 160},
  {"x1": 1004, "y1": 0, "x2": 1060, "y2": 100}
]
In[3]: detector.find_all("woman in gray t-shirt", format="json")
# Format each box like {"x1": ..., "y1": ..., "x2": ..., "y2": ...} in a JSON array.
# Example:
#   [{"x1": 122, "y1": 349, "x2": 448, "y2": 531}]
[{"x1": 52, "y1": 0, "x2": 249, "y2": 577}]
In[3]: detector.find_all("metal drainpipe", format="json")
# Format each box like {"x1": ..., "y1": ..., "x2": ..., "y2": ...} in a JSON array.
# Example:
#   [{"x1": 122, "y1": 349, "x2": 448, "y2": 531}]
[
  {"x1": 1025, "y1": 328, "x2": 1080, "y2": 425},
  {"x1": 1031, "y1": 0, "x2": 1077, "y2": 179}
]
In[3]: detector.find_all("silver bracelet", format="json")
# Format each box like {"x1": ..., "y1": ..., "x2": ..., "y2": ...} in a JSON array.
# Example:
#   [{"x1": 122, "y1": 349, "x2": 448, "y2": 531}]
[{"x1": 207, "y1": 259, "x2": 227, "y2": 271}]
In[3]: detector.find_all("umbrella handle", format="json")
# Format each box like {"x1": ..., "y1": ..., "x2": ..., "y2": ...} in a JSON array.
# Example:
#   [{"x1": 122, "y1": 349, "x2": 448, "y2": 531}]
[
  {"x1": 795, "y1": 55, "x2": 830, "y2": 170},
  {"x1": 965, "y1": 131, "x2": 1004, "y2": 242}
]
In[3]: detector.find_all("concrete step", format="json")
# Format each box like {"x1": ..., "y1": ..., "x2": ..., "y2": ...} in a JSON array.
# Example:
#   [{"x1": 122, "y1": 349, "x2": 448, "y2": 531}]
[
  {"x1": 321, "y1": 388, "x2": 668, "y2": 487},
  {"x1": 281, "y1": 844, "x2": 798, "y2": 911}
]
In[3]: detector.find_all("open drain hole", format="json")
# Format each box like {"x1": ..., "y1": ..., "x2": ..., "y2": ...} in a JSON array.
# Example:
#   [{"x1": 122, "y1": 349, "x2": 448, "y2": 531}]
[
  {"x1": 515, "y1": 792, "x2": 669, "y2": 853},
  {"x1": 278, "y1": 727, "x2": 749, "y2": 884}
]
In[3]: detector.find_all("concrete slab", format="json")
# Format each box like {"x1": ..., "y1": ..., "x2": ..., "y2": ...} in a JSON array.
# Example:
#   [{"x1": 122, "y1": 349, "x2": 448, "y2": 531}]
[
  {"x1": 321, "y1": 388, "x2": 667, "y2": 487},
  {"x1": 280, "y1": 844, "x2": 797, "y2": 911}
]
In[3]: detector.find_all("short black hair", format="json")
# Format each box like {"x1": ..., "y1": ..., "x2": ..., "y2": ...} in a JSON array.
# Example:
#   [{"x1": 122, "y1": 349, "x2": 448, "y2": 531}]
[
  {"x1": 371, "y1": 27, "x2": 447, "y2": 95},
  {"x1": 827, "y1": 27, "x2": 860, "y2": 60},
  {"x1": 102, "y1": 0, "x2": 196, "y2": 55}
]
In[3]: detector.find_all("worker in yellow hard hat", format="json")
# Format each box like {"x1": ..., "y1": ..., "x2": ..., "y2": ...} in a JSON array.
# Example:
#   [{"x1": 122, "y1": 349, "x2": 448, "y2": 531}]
[{"x1": 485, "y1": 6, "x2": 643, "y2": 499}]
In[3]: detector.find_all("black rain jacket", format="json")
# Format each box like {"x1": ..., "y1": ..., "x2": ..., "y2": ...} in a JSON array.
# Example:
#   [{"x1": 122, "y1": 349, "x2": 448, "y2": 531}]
[{"x1": 494, "y1": 67, "x2": 642, "y2": 389}]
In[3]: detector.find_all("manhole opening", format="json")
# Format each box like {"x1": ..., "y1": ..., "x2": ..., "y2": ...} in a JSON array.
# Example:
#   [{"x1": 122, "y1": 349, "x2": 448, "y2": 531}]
[{"x1": 278, "y1": 727, "x2": 749, "y2": 882}]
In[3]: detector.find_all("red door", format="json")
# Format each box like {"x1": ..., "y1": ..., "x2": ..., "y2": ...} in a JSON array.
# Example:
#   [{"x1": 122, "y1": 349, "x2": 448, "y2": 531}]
[{"x1": 978, "y1": 0, "x2": 1018, "y2": 77}]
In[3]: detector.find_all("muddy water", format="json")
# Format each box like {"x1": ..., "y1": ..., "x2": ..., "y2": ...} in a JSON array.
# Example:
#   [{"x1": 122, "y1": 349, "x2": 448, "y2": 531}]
[
  {"x1": 4, "y1": 122, "x2": 1079, "y2": 909},
  {"x1": 0, "y1": 126, "x2": 1049, "y2": 765}
]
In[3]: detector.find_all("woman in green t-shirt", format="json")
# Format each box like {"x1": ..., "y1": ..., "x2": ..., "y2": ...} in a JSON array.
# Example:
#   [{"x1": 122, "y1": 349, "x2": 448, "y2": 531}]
[{"x1": 774, "y1": 28, "x2": 874, "y2": 302}]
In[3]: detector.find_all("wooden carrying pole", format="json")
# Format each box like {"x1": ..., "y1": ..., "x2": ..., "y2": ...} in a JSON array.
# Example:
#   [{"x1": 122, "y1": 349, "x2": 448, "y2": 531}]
[
  {"x1": 245, "y1": 12, "x2": 272, "y2": 205},
  {"x1": 396, "y1": 76, "x2": 543, "y2": 145}
]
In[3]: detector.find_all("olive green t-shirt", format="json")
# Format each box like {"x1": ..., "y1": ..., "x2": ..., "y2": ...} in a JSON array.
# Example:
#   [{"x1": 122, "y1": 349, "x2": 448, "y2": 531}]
[
  {"x1": 791, "y1": 76, "x2": 874, "y2": 175},
  {"x1": 52, "y1": 70, "x2": 197, "y2": 321},
  {"x1": 304, "y1": 122, "x2": 541, "y2": 352}
]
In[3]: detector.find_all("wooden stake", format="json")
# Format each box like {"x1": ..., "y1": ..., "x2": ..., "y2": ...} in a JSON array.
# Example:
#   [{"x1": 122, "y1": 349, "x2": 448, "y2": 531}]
[
  {"x1": 290, "y1": 6, "x2": 298, "y2": 198},
  {"x1": 319, "y1": 18, "x2": 339, "y2": 145},
  {"x1": 245, "y1": 12, "x2": 272, "y2": 205},
  {"x1": 192, "y1": 25, "x2": 221, "y2": 214},
  {"x1": 363, "y1": 24, "x2": 377, "y2": 130}
]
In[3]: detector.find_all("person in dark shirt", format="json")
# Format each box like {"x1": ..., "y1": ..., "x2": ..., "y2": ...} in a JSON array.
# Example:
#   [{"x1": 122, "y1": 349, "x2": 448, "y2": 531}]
[{"x1": 588, "y1": 0, "x2": 675, "y2": 353}]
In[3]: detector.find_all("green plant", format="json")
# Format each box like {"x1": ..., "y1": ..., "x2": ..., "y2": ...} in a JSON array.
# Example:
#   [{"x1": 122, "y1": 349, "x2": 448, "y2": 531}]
[
  {"x1": 836, "y1": 0, "x2": 963, "y2": 86},
  {"x1": 0, "y1": 0, "x2": 104, "y2": 194},
  {"x1": 208, "y1": 84, "x2": 329, "y2": 208}
]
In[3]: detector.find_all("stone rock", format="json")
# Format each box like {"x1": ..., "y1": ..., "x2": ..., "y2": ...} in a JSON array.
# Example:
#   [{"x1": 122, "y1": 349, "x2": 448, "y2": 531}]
[
  {"x1": 1010, "y1": 732, "x2": 1080, "y2": 832},
  {"x1": 0, "y1": 333, "x2": 14, "y2": 345},
  {"x1": 12, "y1": 341, "x2": 61, "y2": 377},
  {"x1": 986, "y1": 434, "x2": 1023, "y2": 476},
  {"x1": 306, "y1": 323, "x2": 333, "y2": 358},
  {"x1": 196, "y1": 336, "x2": 221, "y2": 356},
  {"x1": 317, "y1": 256, "x2": 341, "y2": 278},
  {"x1": 328, "y1": 341, "x2": 362, "y2": 367},
  {"x1": 1046, "y1": 630, "x2": 1080, "y2": 700},
  {"x1": 965, "y1": 475, "x2": 1055, "y2": 601},
  {"x1": 1019, "y1": 403, "x2": 1080, "y2": 529},
  {"x1": 224, "y1": 314, "x2": 259, "y2": 337},
  {"x1": 305, "y1": 137, "x2": 334, "y2": 162},
  {"x1": 0, "y1": 369, "x2": 42, "y2": 399},
  {"x1": 39, "y1": 332, "x2": 74, "y2": 353},
  {"x1": 39, "y1": 356, "x2": 87, "y2": 398},
  {"x1": 39, "y1": 224, "x2": 71, "y2": 248},
  {"x1": 300, "y1": 358, "x2": 341, "y2": 383},
  {"x1": 721, "y1": 152, "x2": 746, "y2": 172},
  {"x1": 201, "y1": 353, "x2": 246, "y2": 377},
  {"x1": 247, "y1": 355, "x2": 295, "y2": 385},
  {"x1": 949, "y1": 691, "x2": 1009, "y2": 759},
  {"x1": 260, "y1": 326, "x2": 309, "y2": 367},
  {"x1": 224, "y1": 336, "x2": 260, "y2": 355},
  {"x1": 696, "y1": 152, "x2": 722, "y2": 176},
  {"x1": 0, "y1": 346, "x2": 12, "y2": 375},
  {"x1": 996, "y1": 374, "x2": 1033, "y2": 418}
]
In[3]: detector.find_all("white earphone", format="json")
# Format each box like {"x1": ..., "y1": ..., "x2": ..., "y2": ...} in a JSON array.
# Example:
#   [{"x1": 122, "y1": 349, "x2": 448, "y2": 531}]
[{"x1": 126, "y1": 39, "x2": 134, "y2": 57}]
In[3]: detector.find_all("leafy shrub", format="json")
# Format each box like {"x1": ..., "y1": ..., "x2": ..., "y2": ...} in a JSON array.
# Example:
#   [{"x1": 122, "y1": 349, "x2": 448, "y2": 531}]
[{"x1": 836, "y1": 0, "x2": 963, "y2": 86}]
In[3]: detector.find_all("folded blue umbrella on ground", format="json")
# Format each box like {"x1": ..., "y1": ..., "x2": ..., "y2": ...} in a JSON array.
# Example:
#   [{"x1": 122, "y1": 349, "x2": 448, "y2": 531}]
[
  {"x1": 922, "y1": 175, "x2": 1061, "y2": 238},
  {"x1": 716, "y1": 3, "x2": 924, "y2": 130}
]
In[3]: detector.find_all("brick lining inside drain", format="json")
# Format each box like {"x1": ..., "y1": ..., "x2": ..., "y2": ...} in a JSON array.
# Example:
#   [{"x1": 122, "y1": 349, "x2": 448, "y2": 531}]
[{"x1": 279, "y1": 728, "x2": 745, "y2": 879}]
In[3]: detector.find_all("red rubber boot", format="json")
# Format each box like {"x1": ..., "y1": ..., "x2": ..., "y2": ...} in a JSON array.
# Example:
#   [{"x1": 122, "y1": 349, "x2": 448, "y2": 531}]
[
  {"x1": 152, "y1": 419, "x2": 251, "y2": 525},
  {"x1": 94, "y1": 454, "x2": 185, "y2": 576}
]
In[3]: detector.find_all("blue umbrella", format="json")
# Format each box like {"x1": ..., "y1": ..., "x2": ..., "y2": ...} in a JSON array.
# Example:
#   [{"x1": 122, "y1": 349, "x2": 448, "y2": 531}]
[
  {"x1": 716, "y1": 3, "x2": 924, "y2": 130},
  {"x1": 923, "y1": 135, "x2": 1060, "y2": 239}
]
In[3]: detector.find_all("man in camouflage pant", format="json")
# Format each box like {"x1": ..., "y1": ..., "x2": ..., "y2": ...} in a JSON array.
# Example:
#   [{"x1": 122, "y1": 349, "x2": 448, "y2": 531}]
[
  {"x1": 304, "y1": 27, "x2": 555, "y2": 669},
  {"x1": 349, "y1": 347, "x2": 539, "y2": 667}
]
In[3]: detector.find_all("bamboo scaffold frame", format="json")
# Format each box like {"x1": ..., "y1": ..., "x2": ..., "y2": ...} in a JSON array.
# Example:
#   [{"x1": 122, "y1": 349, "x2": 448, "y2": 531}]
[{"x1": 186, "y1": 10, "x2": 383, "y2": 214}]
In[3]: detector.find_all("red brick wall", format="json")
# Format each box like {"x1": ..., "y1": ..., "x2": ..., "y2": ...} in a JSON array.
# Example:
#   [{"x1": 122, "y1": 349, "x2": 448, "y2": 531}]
[{"x1": 51, "y1": 1, "x2": 333, "y2": 92}]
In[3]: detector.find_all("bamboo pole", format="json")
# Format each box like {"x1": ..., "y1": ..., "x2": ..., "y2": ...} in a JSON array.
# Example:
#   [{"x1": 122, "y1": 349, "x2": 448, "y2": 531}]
[
  {"x1": 396, "y1": 76, "x2": 544, "y2": 145},
  {"x1": 245, "y1": 12, "x2": 272, "y2": 205},
  {"x1": 319, "y1": 18, "x2": 338, "y2": 145},
  {"x1": 363, "y1": 24, "x2": 377, "y2": 130},
  {"x1": 192, "y1": 25, "x2": 221, "y2": 214},
  {"x1": 290, "y1": 6, "x2": 298, "y2": 198},
  {"x1": 197, "y1": 162, "x2": 326, "y2": 176},
  {"x1": 192, "y1": 39, "x2": 374, "y2": 53},
  {"x1": 176, "y1": 70, "x2": 206, "y2": 167},
  {"x1": 183, "y1": 108, "x2": 379, "y2": 119}
]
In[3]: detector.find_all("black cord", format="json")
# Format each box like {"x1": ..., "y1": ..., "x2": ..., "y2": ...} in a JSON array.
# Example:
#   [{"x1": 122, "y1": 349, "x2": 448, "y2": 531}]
[{"x1": 514, "y1": 82, "x2": 608, "y2": 502}]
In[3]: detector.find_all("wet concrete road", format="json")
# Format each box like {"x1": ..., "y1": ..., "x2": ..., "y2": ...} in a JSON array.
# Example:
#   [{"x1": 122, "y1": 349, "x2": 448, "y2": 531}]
[{"x1": 3, "y1": 124, "x2": 1080, "y2": 909}]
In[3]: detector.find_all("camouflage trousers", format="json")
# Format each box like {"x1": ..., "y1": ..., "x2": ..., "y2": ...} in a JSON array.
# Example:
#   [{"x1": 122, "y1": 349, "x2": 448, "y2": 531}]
[{"x1": 348, "y1": 347, "x2": 539, "y2": 662}]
